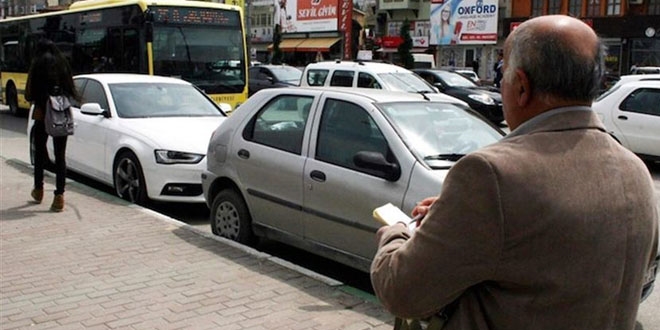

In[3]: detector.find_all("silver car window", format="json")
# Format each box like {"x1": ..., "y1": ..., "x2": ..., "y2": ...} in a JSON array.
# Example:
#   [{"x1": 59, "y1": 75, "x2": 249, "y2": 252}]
[
  {"x1": 247, "y1": 95, "x2": 314, "y2": 154},
  {"x1": 316, "y1": 99, "x2": 389, "y2": 172}
]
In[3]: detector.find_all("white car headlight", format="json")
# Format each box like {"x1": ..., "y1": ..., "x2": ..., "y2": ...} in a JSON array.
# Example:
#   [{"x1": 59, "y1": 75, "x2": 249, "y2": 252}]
[
  {"x1": 154, "y1": 150, "x2": 204, "y2": 164},
  {"x1": 468, "y1": 94, "x2": 495, "y2": 105}
]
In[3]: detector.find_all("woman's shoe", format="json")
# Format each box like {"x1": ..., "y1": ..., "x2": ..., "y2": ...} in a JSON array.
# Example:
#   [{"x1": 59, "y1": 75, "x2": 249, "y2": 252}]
[
  {"x1": 31, "y1": 188, "x2": 44, "y2": 204},
  {"x1": 50, "y1": 194, "x2": 64, "y2": 212}
]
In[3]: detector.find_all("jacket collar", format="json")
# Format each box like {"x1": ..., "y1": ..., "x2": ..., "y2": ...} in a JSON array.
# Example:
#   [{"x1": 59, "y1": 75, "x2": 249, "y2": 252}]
[{"x1": 504, "y1": 106, "x2": 607, "y2": 140}]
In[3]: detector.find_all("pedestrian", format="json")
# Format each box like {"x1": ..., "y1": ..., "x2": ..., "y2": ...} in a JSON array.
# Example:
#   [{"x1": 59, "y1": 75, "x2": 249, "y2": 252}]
[
  {"x1": 471, "y1": 58, "x2": 480, "y2": 78},
  {"x1": 25, "y1": 39, "x2": 79, "y2": 212},
  {"x1": 493, "y1": 52, "x2": 503, "y2": 88},
  {"x1": 370, "y1": 15, "x2": 658, "y2": 330}
]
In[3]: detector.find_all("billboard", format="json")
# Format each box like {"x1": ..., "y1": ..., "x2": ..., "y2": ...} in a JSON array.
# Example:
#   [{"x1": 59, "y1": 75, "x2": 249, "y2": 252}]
[
  {"x1": 429, "y1": 0, "x2": 498, "y2": 45},
  {"x1": 275, "y1": 0, "x2": 340, "y2": 33}
]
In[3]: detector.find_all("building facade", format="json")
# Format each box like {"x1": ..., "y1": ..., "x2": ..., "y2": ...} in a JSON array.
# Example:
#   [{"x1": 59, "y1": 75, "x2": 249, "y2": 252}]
[
  {"x1": 506, "y1": 0, "x2": 660, "y2": 76},
  {"x1": 370, "y1": 0, "x2": 659, "y2": 80}
]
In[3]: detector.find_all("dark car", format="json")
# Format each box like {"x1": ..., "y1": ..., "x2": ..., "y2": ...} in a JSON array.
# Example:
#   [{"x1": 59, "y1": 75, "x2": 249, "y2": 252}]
[
  {"x1": 413, "y1": 69, "x2": 504, "y2": 125},
  {"x1": 248, "y1": 65, "x2": 302, "y2": 97}
]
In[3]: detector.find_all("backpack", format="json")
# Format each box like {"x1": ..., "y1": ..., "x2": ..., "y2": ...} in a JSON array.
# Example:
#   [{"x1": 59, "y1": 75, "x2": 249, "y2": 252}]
[{"x1": 45, "y1": 95, "x2": 74, "y2": 137}]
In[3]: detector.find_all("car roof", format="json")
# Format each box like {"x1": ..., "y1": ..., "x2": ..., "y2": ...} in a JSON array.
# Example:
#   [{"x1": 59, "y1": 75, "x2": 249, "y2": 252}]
[
  {"x1": 73, "y1": 73, "x2": 192, "y2": 85},
  {"x1": 262, "y1": 86, "x2": 461, "y2": 104},
  {"x1": 617, "y1": 80, "x2": 660, "y2": 88},
  {"x1": 251, "y1": 64, "x2": 299, "y2": 69},
  {"x1": 304, "y1": 60, "x2": 413, "y2": 73},
  {"x1": 617, "y1": 74, "x2": 660, "y2": 84}
]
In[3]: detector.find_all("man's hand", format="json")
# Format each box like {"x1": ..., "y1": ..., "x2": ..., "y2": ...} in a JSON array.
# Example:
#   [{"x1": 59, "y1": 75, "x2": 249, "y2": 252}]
[{"x1": 411, "y1": 196, "x2": 438, "y2": 222}]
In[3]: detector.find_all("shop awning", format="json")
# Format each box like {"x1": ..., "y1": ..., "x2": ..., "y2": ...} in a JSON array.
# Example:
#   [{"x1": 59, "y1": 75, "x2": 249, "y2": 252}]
[
  {"x1": 296, "y1": 37, "x2": 341, "y2": 52},
  {"x1": 376, "y1": 47, "x2": 429, "y2": 53},
  {"x1": 267, "y1": 38, "x2": 306, "y2": 52}
]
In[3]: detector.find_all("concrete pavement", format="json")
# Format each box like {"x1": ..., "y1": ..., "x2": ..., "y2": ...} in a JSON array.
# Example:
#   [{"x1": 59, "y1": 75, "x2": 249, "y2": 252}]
[{"x1": 0, "y1": 115, "x2": 393, "y2": 329}]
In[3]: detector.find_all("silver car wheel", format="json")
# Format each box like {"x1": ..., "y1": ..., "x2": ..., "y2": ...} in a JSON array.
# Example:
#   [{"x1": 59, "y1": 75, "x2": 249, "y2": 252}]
[
  {"x1": 210, "y1": 189, "x2": 254, "y2": 244},
  {"x1": 215, "y1": 201, "x2": 241, "y2": 239}
]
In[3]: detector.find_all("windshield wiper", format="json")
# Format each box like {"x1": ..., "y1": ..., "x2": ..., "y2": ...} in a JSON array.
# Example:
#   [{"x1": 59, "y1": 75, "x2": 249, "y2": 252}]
[{"x1": 424, "y1": 153, "x2": 466, "y2": 161}]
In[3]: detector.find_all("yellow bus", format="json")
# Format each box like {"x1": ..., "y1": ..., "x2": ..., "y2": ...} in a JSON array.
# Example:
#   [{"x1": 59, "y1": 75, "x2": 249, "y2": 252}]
[{"x1": 1, "y1": 0, "x2": 248, "y2": 116}]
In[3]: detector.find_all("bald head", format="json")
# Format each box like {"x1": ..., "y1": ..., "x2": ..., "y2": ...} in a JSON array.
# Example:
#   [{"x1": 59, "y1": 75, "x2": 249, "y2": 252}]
[{"x1": 503, "y1": 15, "x2": 604, "y2": 103}]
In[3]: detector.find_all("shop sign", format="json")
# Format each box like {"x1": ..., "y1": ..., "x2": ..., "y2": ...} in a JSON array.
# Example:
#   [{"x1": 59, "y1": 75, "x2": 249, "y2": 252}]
[
  {"x1": 429, "y1": 0, "x2": 498, "y2": 45},
  {"x1": 275, "y1": 0, "x2": 340, "y2": 33}
]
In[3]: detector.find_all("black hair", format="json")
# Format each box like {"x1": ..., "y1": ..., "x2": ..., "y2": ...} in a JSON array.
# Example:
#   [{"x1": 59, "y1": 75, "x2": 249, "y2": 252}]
[{"x1": 25, "y1": 38, "x2": 80, "y2": 106}]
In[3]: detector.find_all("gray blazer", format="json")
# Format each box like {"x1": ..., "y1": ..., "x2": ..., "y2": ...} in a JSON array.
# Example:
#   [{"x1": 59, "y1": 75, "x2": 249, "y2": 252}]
[{"x1": 371, "y1": 108, "x2": 658, "y2": 330}]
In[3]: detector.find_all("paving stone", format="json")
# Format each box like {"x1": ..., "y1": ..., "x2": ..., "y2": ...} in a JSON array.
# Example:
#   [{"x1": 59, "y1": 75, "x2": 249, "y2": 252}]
[{"x1": 0, "y1": 160, "x2": 394, "y2": 329}]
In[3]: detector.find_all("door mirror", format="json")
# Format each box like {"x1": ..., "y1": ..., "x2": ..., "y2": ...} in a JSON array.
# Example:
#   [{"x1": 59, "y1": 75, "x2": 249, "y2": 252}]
[
  {"x1": 354, "y1": 151, "x2": 401, "y2": 181},
  {"x1": 80, "y1": 103, "x2": 108, "y2": 117}
]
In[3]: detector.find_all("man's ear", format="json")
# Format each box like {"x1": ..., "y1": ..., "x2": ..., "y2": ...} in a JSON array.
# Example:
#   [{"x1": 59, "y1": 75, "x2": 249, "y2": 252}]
[{"x1": 515, "y1": 69, "x2": 531, "y2": 107}]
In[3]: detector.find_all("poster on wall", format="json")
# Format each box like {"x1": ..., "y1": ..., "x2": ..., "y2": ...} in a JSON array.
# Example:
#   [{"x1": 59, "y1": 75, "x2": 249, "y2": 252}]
[
  {"x1": 274, "y1": 0, "x2": 339, "y2": 33},
  {"x1": 429, "y1": 0, "x2": 498, "y2": 45}
]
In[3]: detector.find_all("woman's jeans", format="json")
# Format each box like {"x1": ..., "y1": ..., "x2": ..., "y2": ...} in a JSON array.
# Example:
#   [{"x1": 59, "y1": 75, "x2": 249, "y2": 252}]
[{"x1": 33, "y1": 120, "x2": 68, "y2": 195}]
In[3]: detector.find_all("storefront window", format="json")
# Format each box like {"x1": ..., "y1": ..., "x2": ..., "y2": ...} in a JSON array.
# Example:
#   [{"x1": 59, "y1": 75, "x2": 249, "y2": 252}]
[
  {"x1": 630, "y1": 38, "x2": 660, "y2": 68},
  {"x1": 606, "y1": 0, "x2": 621, "y2": 15},
  {"x1": 604, "y1": 44, "x2": 620, "y2": 76}
]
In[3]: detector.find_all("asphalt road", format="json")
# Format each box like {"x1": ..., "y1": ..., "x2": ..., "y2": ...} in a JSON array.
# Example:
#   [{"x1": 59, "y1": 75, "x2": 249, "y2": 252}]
[{"x1": 1, "y1": 105, "x2": 659, "y2": 329}]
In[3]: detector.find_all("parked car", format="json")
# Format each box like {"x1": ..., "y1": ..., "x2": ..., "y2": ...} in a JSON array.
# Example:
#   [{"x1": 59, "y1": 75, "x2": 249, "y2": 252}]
[
  {"x1": 592, "y1": 80, "x2": 660, "y2": 161},
  {"x1": 28, "y1": 74, "x2": 228, "y2": 205},
  {"x1": 299, "y1": 60, "x2": 467, "y2": 106},
  {"x1": 201, "y1": 87, "x2": 505, "y2": 272},
  {"x1": 453, "y1": 69, "x2": 480, "y2": 85},
  {"x1": 248, "y1": 64, "x2": 302, "y2": 97},
  {"x1": 631, "y1": 66, "x2": 660, "y2": 75},
  {"x1": 600, "y1": 73, "x2": 660, "y2": 96},
  {"x1": 413, "y1": 68, "x2": 504, "y2": 125}
]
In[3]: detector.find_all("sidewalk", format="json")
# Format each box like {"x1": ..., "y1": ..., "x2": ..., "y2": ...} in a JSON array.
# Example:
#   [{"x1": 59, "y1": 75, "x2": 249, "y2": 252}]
[{"x1": 0, "y1": 133, "x2": 393, "y2": 328}]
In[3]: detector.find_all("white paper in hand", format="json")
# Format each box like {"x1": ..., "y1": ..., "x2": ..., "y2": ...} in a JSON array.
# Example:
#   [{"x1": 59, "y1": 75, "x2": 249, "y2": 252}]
[{"x1": 373, "y1": 203, "x2": 414, "y2": 228}]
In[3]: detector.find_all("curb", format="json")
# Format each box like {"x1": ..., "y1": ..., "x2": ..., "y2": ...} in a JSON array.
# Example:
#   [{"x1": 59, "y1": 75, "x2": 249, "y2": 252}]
[{"x1": 4, "y1": 156, "x2": 346, "y2": 289}]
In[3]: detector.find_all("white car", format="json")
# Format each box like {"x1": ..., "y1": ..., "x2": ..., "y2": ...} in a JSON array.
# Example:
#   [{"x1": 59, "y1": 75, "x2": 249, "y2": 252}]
[
  {"x1": 298, "y1": 60, "x2": 467, "y2": 106},
  {"x1": 593, "y1": 80, "x2": 660, "y2": 160},
  {"x1": 28, "y1": 74, "x2": 228, "y2": 204}
]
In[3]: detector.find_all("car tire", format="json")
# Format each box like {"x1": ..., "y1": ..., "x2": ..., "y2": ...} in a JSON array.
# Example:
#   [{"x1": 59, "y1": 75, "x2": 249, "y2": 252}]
[
  {"x1": 6, "y1": 83, "x2": 20, "y2": 117},
  {"x1": 210, "y1": 189, "x2": 255, "y2": 245},
  {"x1": 113, "y1": 151, "x2": 148, "y2": 205}
]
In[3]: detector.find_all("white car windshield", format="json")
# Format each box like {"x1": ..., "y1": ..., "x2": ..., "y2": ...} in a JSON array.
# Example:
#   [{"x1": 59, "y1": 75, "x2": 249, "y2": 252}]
[
  {"x1": 109, "y1": 83, "x2": 223, "y2": 118},
  {"x1": 379, "y1": 102, "x2": 503, "y2": 164},
  {"x1": 378, "y1": 72, "x2": 436, "y2": 93}
]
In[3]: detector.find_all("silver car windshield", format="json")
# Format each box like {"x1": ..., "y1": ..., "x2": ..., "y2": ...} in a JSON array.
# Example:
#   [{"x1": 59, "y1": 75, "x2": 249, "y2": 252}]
[
  {"x1": 109, "y1": 83, "x2": 223, "y2": 118},
  {"x1": 378, "y1": 72, "x2": 435, "y2": 93},
  {"x1": 379, "y1": 102, "x2": 503, "y2": 164}
]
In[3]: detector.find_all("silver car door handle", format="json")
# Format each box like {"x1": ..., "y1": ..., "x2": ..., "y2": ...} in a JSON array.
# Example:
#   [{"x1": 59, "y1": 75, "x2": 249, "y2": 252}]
[
  {"x1": 310, "y1": 170, "x2": 326, "y2": 182},
  {"x1": 238, "y1": 149, "x2": 250, "y2": 159},
  {"x1": 617, "y1": 115, "x2": 628, "y2": 120}
]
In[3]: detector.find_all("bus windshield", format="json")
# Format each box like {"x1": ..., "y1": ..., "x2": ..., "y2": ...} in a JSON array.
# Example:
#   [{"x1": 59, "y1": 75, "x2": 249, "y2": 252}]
[{"x1": 152, "y1": 25, "x2": 246, "y2": 94}]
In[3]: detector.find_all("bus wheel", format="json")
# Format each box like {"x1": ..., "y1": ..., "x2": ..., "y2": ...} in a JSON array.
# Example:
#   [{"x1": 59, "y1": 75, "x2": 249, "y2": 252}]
[{"x1": 6, "y1": 84, "x2": 20, "y2": 117}]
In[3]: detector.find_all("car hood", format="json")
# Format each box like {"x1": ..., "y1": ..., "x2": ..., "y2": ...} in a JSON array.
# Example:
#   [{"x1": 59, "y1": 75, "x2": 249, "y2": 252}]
[
  {"x1": 121, "y1": 117, "x2": 226, "y2": 154},
  {"x1": 445, "y1": 87, "x2": 502, "y2": 102}
]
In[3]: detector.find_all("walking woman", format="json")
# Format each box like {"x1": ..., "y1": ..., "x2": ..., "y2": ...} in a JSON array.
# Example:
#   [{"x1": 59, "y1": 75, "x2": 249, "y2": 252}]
[{"x1": 25, "y1": 39, "x2": 78, "y2": 212}]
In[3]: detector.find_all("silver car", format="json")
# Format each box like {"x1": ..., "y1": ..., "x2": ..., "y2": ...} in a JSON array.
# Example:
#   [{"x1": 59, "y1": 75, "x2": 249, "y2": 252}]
[{"x1": 202, "y1": 88, "x2": 504, "y2": 272}]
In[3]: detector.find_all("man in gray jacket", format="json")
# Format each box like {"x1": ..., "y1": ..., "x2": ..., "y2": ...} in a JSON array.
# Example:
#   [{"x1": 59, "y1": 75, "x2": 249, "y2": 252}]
[{"x1": 370, "y1": 15, "x2": 658, "y2": 330}]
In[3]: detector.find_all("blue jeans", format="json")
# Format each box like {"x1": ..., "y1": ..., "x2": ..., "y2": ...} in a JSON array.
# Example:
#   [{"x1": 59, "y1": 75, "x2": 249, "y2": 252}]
[{"x1": 33, "y1": 120, "x2": 68, "y2": 195}]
